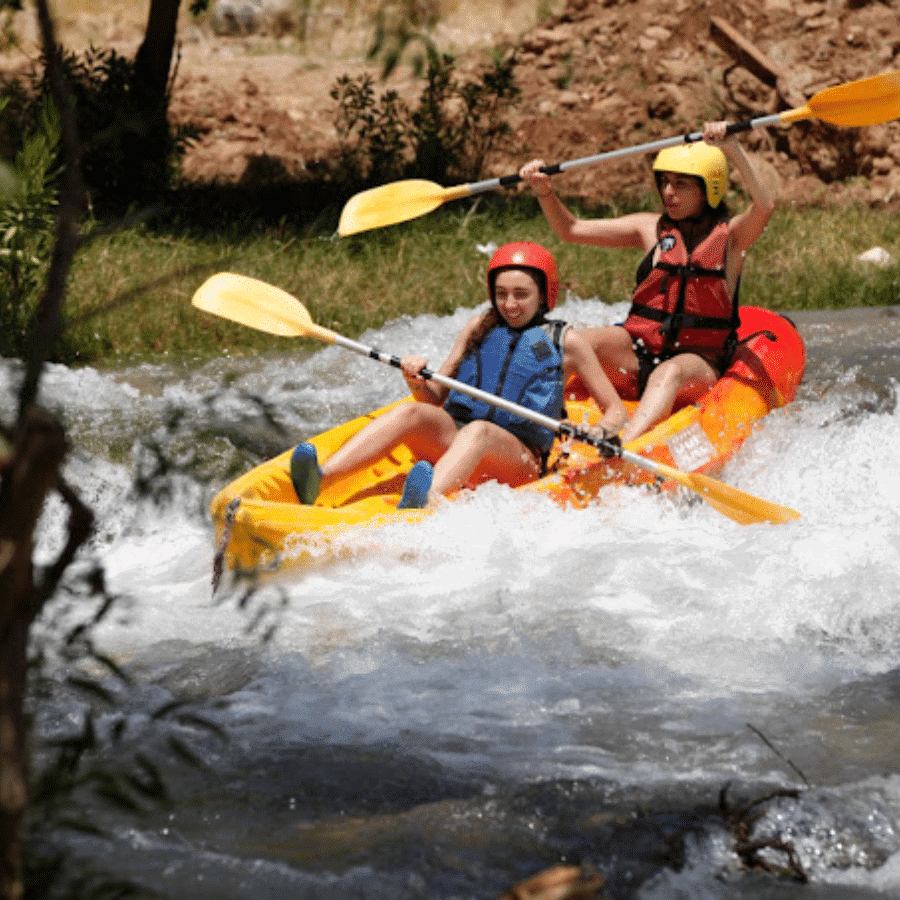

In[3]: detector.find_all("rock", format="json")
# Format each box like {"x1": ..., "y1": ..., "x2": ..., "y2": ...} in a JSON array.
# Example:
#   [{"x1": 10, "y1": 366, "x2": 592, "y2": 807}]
[
  {"x1": 521, "y1": 27, "x2": 566, "y2": 53},
  {"x1": 646, "y1": 84, "x2": 684, "y2": 120},
  {"x1": 872, "y1": 156, "x2": 894, "y2": 177},
  {"x1": 644, "y1": 26, "x2": 672, "y2": 42},
  {"x1": 779, "y1": 174, "x2": 828, "y2": 208},
  {"x1": 857, "y1": 247, "x2": 893, "y2": 268},
  {"x1": 211, "y1": 0, "x2": 293, "y2": 36}
]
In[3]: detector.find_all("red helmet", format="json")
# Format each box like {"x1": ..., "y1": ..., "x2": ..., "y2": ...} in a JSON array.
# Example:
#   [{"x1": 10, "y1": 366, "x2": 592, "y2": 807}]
[{"x1": 487, "y1": 241, "x2": 560, "y2": 311}]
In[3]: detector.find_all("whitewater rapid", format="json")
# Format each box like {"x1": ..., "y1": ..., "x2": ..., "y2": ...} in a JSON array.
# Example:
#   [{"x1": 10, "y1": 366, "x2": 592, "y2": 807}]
[{"x1": 5, "y1": 297, "x2": 900, "y2": 899}]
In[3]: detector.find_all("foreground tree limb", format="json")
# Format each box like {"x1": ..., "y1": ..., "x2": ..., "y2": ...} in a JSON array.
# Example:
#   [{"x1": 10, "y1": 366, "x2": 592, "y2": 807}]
[
  {"x1": 0, "y1": 2, "x2": 93, "y2": 897},
  {"x1": 0, "y1": 410, "x2": 68, "y2": 900},
  {"x1": 16, "y1": 0, "x2": 84, "y2": 421}
]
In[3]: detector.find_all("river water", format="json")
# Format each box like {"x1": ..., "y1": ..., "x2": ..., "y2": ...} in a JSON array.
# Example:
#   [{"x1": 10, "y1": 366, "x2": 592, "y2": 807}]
[{"x1": 5, "y1": 295, "x2": 900, "y2": 899}]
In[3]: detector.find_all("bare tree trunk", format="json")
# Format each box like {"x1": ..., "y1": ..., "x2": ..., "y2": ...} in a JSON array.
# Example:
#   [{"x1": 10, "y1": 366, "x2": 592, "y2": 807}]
[{"x1": 134, "y1": 0, "x2": 183, "y2": 102}]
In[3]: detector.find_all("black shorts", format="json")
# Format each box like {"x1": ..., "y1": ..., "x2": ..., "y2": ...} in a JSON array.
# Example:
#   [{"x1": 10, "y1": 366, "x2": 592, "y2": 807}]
[
  {"x1": 631, "y1": 339, "x2": 732, "y2": 396},
  {"x1": 450, "y1": 414, "x2": 550, "y2": 475}
]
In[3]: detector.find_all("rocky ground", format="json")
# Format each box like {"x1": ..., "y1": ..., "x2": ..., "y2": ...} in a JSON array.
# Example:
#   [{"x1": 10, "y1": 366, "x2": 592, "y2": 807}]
[{"x1": 3, "y1": 0, "x2": 900, "y2": 210}]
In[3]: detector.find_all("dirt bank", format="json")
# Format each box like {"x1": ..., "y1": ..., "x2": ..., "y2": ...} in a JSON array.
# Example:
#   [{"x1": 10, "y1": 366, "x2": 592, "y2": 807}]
[{"x1": 4, "y1": 0, "x2": 900, "y2": 210}]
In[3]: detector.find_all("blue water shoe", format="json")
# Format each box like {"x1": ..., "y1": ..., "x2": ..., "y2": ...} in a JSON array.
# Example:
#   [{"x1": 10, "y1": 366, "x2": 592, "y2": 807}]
[
  {"x1": 290, "y1": 442, "x2": 322, "y2": 505},
  {"x1": 397, "y1": 461, "x2": 433, "y2": 509}
]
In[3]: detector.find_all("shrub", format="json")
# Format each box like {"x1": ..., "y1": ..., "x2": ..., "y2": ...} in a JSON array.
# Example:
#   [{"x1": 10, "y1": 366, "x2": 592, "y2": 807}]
[
  {"x1": 2, "y1": 45, "x2": 199, "y2": 218},
  {"x1": 0, "y1": 94, "x2": 60, "y2": 359},
  {"x1": 331, "y1": 48, "x2": 519, "y2": 192}
]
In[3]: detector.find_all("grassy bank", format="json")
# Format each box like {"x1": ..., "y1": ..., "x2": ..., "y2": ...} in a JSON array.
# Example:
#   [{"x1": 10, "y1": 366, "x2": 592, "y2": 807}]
[{"x1": 64, "y1": 195, "x2": 900, "y2": 368}]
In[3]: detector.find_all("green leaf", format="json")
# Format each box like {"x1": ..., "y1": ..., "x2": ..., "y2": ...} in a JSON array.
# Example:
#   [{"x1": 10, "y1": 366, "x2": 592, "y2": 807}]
[{"x1": 0, "y1": 161, "x2": 17, "y2": 200}]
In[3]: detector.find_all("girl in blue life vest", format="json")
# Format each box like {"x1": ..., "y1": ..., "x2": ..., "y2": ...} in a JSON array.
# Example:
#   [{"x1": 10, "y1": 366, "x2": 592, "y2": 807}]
[
  {"x1": 290, "y1": 242, "x2": 628, "y2": 510},
  {"x1": 519, "y1": 120, "x2": 774, "y2": 445}
]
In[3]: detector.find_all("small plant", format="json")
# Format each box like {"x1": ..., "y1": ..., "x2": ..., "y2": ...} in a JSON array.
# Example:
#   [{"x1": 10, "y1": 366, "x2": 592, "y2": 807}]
[
  {"x1": 0, "y1": 94, "x2": 61, "y2": 359},
  {"x1": 331, "y1": 73, "x2": 411, "y2": 186},
  {"x1": 331, "y1": 49, "x2": 519, "y2": 192},
  {"x1": 367, "y1": 0, "x2": 442, "y2": 77}
]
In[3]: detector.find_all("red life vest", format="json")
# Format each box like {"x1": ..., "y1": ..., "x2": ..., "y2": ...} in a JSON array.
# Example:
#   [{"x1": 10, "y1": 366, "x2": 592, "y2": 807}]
[{"x1": 623, "y1": 220, "x2": 738, "y2": 367}]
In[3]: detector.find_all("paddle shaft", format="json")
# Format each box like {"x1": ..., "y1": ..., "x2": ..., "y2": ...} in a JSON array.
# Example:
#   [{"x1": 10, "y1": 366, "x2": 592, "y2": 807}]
[
  {"x1": 337, "y1": 70, "x2": 900, "y2": 234},
  {"x1": 462, "y1": 118, "x2": 778, "y2": 197},
  {"x1": 329, "y1": 329, "x2": 803, "y2": 522},
  {"x1": 327, "y1": 329, "x2": 640, "y2": 466}
]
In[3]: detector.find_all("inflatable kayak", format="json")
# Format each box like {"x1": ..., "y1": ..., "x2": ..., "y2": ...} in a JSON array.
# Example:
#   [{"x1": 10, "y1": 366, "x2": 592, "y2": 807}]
[{"x1": 210, "y1": 306, "x2": 805, "y2": 577}]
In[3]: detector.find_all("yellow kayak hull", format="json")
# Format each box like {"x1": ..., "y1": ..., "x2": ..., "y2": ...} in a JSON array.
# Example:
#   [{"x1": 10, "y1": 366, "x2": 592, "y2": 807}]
[{"x1": 211, "y1": 307, "x2": 805, "y2": 573}]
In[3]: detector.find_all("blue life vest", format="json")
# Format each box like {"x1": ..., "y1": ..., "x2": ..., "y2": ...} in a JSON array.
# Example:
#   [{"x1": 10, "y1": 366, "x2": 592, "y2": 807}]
[{"x1": 443, "y1": 320, "x2": 566, "y2": 454}]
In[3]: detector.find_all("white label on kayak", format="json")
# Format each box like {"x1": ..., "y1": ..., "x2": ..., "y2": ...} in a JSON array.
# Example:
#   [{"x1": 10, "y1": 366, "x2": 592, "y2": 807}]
[{"x1": 666, "y1": 422, "x2": 716, "y2": 472}]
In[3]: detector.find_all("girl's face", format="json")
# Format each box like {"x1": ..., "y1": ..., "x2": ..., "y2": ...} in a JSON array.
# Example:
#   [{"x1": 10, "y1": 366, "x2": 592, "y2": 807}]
[
  {"x1": 493, "y1": 269, "x2": 543, "y2": 328},
  {"x1": 657, "y1": 171, "x2": 705, "y2": 219}
]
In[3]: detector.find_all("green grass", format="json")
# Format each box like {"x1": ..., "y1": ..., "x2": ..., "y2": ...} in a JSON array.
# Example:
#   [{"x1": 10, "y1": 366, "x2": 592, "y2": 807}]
[
  {"x1": 62, "y1": 195, "x2": 900, "y2": 368},
  {"x1": 752, "y1": 204, "x2": 900, "y2": 310}
]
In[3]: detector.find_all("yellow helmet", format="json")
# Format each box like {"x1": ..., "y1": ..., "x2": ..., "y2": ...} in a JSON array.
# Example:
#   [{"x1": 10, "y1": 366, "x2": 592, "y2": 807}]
[{"x1": 653, "y1": 142, "x2": 729, "y2": 208}]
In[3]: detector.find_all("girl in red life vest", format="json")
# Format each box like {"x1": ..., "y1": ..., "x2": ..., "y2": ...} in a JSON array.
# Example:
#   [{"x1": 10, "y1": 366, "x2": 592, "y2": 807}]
[
  {"x1": 289, "y1": 242, "x2": 628, "y2": 510},
  {"x1": 519, "y1": 121, "x2": 774, "y2": 444}
]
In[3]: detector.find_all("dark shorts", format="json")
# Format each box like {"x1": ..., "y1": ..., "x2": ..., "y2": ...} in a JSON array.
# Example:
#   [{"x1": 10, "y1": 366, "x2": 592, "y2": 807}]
[
  {"x1": 630, "y1": 338, "x2": 731, "y2": 396},
  {"x1": 450, "y1": 414, "x2": 549, "y2": 474}
]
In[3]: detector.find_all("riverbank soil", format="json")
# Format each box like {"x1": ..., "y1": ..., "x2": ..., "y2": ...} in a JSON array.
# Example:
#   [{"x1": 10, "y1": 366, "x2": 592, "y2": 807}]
[{"x1": 2, "y1": 0, "x2": 899, "y2": 209}]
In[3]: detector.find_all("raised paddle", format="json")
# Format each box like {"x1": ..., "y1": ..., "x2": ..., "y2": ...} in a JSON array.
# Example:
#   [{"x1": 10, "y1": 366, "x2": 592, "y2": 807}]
[
  {"x1": 337, "y1": 69, "x2": 900, "y2": 236},
  {"x1": 192, "y1": 272, "x2": 802, "y2": 526}
]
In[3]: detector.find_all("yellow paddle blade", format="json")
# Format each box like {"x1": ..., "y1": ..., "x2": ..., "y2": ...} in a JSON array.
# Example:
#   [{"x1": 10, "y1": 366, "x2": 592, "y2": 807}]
[
  {"x1": 784, "y1": 69, "x2": 900, "y2": 127},
  {"x1": 338, "y1": 179, "x2": 470, "y2": 236},
  {"x1": 645, "y1": 457, "x2": 800, "y2": 525},
  {"x1": 192, "y1": 273, "x2": 320, "y2": 339},
  {"x1": 682, "y1": 470, "x2": 801, "y2": 525}
]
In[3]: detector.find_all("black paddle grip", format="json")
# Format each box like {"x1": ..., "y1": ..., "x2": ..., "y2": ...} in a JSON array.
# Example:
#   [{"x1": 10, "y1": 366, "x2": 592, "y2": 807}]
[
  {"x1": 498, "y1": 162, "x2": 563, "y2": 188},
  {"x1": 383, "y1": 351, "x2": 437, "y2": 381},
  {"x1": 683, "y1": 119, "x2": 752, "y2": 145}
]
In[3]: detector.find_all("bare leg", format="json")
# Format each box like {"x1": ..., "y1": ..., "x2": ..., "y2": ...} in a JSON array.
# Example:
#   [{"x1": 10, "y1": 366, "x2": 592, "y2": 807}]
[
  {"x1": 429, "y1": 419, "x2": 541, "y2": 500},
  {"x1": 578, "y1": 324, "x2": 640, "y2": 399},
  {"x1": 321, "y1": 402, "x2": 458, "y2": 483},
  {"x1": 620, "y1": 353, "x2": 718, "y2": 443}
]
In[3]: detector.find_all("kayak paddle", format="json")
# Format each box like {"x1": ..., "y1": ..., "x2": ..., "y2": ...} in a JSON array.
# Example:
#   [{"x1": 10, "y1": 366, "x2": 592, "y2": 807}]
[
  {"x1": 192, "y1": 272, "x2": 802, "y2": 526},
  {"x1": 337, "y1": 69, "x2": 900, "y2": 236}
]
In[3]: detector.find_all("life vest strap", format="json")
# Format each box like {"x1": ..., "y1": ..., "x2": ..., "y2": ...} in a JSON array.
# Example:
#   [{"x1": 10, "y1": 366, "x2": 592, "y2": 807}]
[
  {"x1": 628, "y1": 302, "x2": 735, "y2": 333},
  {"x1": 656, "y1": 261, "x2": 727, "y2": 280},
  {"x1": 736, "y1": 328, "x2": 777, "y2": 346}
]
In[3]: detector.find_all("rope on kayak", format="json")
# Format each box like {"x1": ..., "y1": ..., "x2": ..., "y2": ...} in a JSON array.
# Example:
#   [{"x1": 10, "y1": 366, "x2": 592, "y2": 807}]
[{"x1": 212, "y1": 497, "x2": 241, "y2": 595}]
